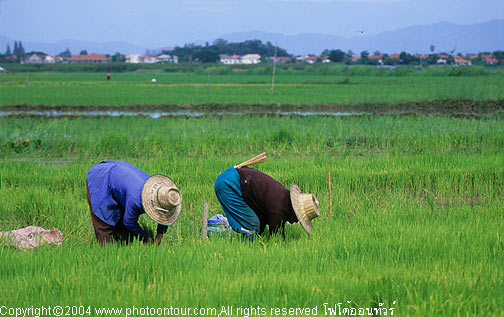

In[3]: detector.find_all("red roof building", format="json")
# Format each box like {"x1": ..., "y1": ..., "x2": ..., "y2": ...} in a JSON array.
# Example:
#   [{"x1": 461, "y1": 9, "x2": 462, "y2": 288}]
[
  {"x1": 67, "y1": 53, "x2": 109, "y2": 63},
  {"x1": 271, "y1": 56, "x2": 291, "y2": 63},
  {"x1": 455, "y1": 58, "x2": 471, "y2": 65},
  {"x1": 390, "y1": 54, "x2": 400, "y2": 59}
]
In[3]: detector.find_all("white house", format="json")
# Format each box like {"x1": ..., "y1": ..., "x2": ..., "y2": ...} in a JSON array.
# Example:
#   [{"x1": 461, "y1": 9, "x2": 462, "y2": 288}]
[
  {"x1": 43, "y1": 56, "x2": 62, "y2": 63},
  {"x1": 25, "y1": 54, "x2": 46, "y2": 64},
  {"x1": 126, "y1": 54, "x2": 143, "y2": 63},
  {"x1": 240, "y1": 54, "x2": 261, "y2": 64},
  {"x1": 158, "y1": 54, "x2": 178, "y2": 64},
  {"x1": 219, "y1": 54, "x2": 241, "y2": 64},
  {"x1": 142, "y1": 55, "x2": 159, "y2": 64}
]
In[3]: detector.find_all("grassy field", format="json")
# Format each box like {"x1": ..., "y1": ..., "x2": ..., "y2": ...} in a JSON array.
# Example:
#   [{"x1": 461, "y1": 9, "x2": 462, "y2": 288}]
[
  {"x1": 1, "y1": 70, "x2": 504, "y2": 107},
  {"x1": 1, "y1": 113, "x2": 503, "y2": 315}
]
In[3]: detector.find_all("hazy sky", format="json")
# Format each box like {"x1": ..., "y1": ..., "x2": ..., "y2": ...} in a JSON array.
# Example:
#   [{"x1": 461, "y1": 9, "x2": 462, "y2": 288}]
[{"x1": 1, "y1": 0, "x2": 503, "y2": 47}]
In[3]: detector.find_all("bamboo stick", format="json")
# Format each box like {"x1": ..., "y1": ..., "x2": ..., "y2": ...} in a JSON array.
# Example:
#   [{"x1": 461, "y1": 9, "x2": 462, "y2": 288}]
[
  {"x1": 234, "y1": 152, "x2": 267, "y2": 169},
  {"x1": 202, "y1": 201, "x2": 208, "y2": 240},
  {"x1": 328, "y1": 172, "x2": 332, "y2": 218}
]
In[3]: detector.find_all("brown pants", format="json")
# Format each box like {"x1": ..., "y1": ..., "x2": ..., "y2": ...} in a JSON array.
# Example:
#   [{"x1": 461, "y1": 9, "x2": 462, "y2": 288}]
[{"x1": 86, "y1": 182, "x2": 134, "y2": 245}]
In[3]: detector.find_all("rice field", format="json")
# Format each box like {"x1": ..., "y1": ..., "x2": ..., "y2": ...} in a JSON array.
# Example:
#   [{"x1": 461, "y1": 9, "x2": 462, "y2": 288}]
[
  {"x1": 0, "y1": 71, "x2": 504, "y2": 106},
  {"x1": 1, "y1": 114, "x2": 503, "y2": 316},
  {"x1": 0, "y1": 69, "x2": 503, "y2": 316}
]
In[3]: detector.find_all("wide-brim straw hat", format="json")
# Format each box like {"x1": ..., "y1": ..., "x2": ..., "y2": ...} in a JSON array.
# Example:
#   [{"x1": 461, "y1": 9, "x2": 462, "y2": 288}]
[
  {"x1": 290, "y1": 184, "x2": 320, "y2": 235},
  {"x1": 141, "y1": 174, "x2": 182, "y2": 225}
]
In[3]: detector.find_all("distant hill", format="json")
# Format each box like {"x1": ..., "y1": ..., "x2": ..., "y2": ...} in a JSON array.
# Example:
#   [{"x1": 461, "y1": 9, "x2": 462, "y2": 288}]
[
  {"x1": 217, "y1": 19, "x2": 504, "y2": 55},
  {"x1": 1, "y1": 19, "x2": 503, "y2": 57}
]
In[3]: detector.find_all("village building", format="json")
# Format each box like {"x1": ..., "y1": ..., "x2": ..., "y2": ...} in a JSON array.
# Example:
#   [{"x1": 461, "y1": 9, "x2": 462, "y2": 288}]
[
  {"x1": 240, "y1": 54, "x2": 261, "y2": 64},
  {"x1": 368, "y1": 55, "x2": 383, "y2": 64},
  {"x1": 454, "y1": 58, "x2": 471, "y2": 66},
  {"x1": 297, "y1": 56, "x2": 319, "y2": 64},
  {"x1": 219, "y1": 54, "x2": 261, "y2": 65},
  {"x1": 67, "y1": 53, "x2": 108, "y2": 63},
  {"x1": 24, "y1": 54, "x2": 63, "y2": 64},
  {"x1": 125, "y1": 54, "x2": 143, "y2": 63},
  {"x1": 484, "y1": 58, "x2": 498, "y2": 65},
  {"x1": 142, "y1": 55, "x2": 160, "y2": 64},
  {"x1": 320, "y1": 56, "x2": 331, "y2": 63},
  {"x1": 25, "y1": 54, "x2": 46, "y2": 64},
  {"x1": 270, "y1": 56, "x2": 291, "y2": 63},
  {"x1": 157, "y1": 54, "x2": 178, "y2": 64},
  {"x1": 219, "y1": 54, "x2": 242, "y2": 64}
]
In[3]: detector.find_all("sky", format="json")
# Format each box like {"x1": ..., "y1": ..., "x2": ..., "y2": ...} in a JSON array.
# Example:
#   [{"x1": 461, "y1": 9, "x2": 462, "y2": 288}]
[{"x1": 1, "y1": 0, "x2": 503, "y2": 48}]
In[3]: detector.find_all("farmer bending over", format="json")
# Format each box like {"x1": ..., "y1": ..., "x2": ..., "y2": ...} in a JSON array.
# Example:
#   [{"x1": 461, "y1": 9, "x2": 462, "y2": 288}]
[
  {"x1": 86, "y1": 161, "x2": 182, "y2": 245},
  {"x1": 214, "y1": 153, "x2": 319, "y2": 240}
]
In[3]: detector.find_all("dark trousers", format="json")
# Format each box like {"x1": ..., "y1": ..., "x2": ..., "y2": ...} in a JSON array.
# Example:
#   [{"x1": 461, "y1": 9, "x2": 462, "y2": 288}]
[{"x1": 86, "y1": 182, "x2": 134, "y2": 245}]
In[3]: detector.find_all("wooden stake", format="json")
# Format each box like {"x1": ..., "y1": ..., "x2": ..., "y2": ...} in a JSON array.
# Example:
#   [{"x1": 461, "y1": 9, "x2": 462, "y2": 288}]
[
  {"x1": 202, "y1": 201, "x2": 208, "y2": 240},
  {"x1": 328, "y1": 172, "x2": 333, "y2": 218}
]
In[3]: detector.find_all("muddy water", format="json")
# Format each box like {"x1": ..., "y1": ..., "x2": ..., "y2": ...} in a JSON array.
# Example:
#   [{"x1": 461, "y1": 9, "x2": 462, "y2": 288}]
[
  {"x1": 0, "y1": 109, "x2": 361, "y2": 118},
  {"x1": 1, "y1": 99, "x2": 503, "y2": 118}
]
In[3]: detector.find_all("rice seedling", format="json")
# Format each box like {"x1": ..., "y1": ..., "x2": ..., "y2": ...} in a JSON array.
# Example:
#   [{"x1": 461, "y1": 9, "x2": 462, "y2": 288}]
[{"x1": 0, "y1": 114, "x2": 503, "y2": 315}]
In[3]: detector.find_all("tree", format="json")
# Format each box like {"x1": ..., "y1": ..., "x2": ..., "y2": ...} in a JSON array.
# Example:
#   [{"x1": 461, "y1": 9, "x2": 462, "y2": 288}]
[
  {"x1": 193, "y1": 50, "x2": 220, "y2": 63},
  {"x1": 360, "y1": 50, "x2": 369, "y2": 64},
  {"x1": 111, "y1": 52, "x2": 125, "y2": 63},
  {"x1": 13, "y1": 41, "x2": 25, "y2": 63},
  {"x1": 79, "y1": 49, "x2": 88, "y2": 55},
  {"x1": 5, "y1": 44, "x2": 11, "y2": 55},
  {"x1": 328, "y1": 49, "x2": 345, "y2": 63},
  {"x1": 212, "y1": 38, "x2": 228, "y2": 50},
  {"x1": 373, "y1": 50, "x2": 381, "y2": 56},
  {"x1": 493, "y1": 51, "x2": 504, "y2": 62},
  {"x1": 58, "y1": 48, "x2": 72, "y2": 58}
]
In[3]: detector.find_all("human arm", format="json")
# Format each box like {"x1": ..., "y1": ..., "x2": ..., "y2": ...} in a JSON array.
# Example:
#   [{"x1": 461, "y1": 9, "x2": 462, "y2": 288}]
[
  {"x1": 123, "y1": 207, "x2": 150, "y2": 242},
  {"x1": 154, "y1": 224, "x2": 168, "y2": 245},
  {"x1": 267, "y1": 213, "x2": 287, "y2": 239}
]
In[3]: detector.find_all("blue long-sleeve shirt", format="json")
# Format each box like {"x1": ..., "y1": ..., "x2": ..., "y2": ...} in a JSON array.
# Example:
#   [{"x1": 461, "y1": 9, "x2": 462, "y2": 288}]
[{"x1": 87, "y1": 161, "x2": 168, "y2": 241}]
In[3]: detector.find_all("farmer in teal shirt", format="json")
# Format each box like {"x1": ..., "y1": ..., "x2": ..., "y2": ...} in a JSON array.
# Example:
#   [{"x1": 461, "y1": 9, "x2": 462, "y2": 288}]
[{"x1": 86, "y1": 161, "x2": 182, "y2": 245}]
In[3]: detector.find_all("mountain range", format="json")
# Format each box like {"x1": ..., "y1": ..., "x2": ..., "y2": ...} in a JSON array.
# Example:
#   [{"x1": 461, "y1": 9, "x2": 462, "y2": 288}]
[
  {"x1": 1, "y1": 19, "x2": 503, "y2": 56},
  {"x1": 219, "y1": 19, "x2": 504, "y2": 55}
]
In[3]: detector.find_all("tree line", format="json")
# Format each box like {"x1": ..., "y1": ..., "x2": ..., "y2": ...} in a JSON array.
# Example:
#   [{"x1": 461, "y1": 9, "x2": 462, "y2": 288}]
[
  {"x1": 1, "y1": 38, "x2": 503, "y2": 66},
  {"x1": 0, "y1": 42, "x2": 125, "y2": 63},
  {"x1": 164, "y1": 39, "x2": 289, "y2": 63}
]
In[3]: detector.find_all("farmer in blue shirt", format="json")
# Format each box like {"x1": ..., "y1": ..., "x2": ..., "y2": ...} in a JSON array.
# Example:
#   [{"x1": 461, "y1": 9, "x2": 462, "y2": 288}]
[{"x1": 86, "y1": 161, "x2": 182, "y2": 245}]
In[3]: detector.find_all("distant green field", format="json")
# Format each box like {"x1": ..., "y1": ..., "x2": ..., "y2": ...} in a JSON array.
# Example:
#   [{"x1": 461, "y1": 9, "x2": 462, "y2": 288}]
[
  {"x1": 1, "y1": 115, "x2": 503, "y2": 315},
  {"x1": 1, "y1": 71, "x2": 503, "y2": 107}
]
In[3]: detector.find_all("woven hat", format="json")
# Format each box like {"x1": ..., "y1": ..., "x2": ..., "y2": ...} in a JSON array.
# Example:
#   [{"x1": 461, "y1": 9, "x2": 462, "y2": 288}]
[
  {"x1": 141, "y1": 175, "x2": 182, "y2": 225},
  {"x1": 290, "y1": 184, "x2": 320, "y2": 235}
]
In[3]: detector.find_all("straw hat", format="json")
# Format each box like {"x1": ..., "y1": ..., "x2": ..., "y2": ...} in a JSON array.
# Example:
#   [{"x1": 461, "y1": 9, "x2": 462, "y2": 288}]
[
  {"x1": 141, "y1": 175, "x2": 182, "y2": 225},
  {"x1": 290, "y1": 184, "x2": 320, "y2": 235}
]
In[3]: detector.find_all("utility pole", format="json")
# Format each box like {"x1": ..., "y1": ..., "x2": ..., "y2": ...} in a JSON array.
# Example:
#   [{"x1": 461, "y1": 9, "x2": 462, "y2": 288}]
[{"x1": 271, "y1": 42, "x2": 278, "y2": 95}]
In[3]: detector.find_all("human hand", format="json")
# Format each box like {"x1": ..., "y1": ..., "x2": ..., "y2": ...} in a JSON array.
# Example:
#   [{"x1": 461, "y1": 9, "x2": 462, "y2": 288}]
[{"x1": 155, "y1": 233, "x2": 163, "y2": 245}]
